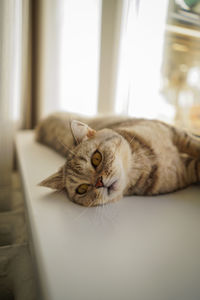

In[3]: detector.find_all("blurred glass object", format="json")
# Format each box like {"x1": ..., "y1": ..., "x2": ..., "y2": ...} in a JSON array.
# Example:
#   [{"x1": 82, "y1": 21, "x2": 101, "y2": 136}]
[
  {"x1": 187, "y1": 66, "x2": 200, "y2": 86},
  {"x1": 115, "y1": 0, "x2": 200, "y2": 132}
]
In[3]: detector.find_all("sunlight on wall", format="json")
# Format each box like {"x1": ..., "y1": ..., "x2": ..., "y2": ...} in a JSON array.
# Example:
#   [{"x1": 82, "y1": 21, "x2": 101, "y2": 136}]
[{"x1": 59, "y1": 0, "x2": 101, "y2": 116}]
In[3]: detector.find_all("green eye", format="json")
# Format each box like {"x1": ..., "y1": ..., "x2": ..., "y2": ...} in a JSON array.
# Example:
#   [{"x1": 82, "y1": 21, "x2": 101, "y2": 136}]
[
  {"x1": 76, "y1": 184, "x2": 89, "y2": 195},
  {"x1": 91, "y1": 150, "x2": 102, "y2": 168}
]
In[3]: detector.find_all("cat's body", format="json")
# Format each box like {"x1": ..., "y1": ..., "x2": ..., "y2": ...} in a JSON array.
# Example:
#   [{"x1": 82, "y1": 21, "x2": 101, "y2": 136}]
[{"x1": 36, "y1": 112, "x2": 200, "y2": 206}]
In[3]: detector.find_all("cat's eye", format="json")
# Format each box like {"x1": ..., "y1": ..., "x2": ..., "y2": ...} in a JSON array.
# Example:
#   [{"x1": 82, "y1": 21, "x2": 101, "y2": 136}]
[
  {"x1": 76, "y1": 184, "x2": 89, "y2": 195},
  {"x1": 91, "y1": 150, "x2": 102, "y2": 168}
]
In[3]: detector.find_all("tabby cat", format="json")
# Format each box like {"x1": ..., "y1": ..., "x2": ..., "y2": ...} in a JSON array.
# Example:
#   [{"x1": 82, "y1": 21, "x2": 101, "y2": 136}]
[{"x1": 36, "y1": 112, "x2": 200, "y2": 206}]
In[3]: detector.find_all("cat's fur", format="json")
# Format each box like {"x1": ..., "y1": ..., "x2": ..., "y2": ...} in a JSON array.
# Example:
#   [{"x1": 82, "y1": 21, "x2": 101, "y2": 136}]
[{"x1": 36, "y1": 112, "x2": 200, "y2": 206}]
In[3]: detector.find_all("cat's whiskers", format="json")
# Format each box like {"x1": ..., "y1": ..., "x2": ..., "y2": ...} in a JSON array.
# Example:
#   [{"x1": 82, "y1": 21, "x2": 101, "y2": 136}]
[
  {"x1": 57, "y1": 137, "x2": 76, "y2": 156},
  {"x1": 95, "y1": 194, "x2": 104, "y2": 220},
  {"x1": 114, "y1": 145, "x2": 119, "y2": 157},
  {"x1": 62, "y1": 164, "x2": 67, "y2": 186},
  {"x1": 129, "y1": 135, "x2": 136, "y2": 145},
  {"x1": 64, "y1": 119, "x2": 70, "y2": 129},
  {"x1": 135, "y1": 148, "x2": 155, "y2": 159},
  {"x1": 113, "y1": 139, "x2": 122, "y2": 157},
  {"x1": 95, "y1": 195, "x2": 105, "y2": 223},
  {"x1": 54, "y1": 189, "x2": 66, "y2": 196},
  {"x1": 73, "y1": 199, "x2": 96, "y2": 221},
  {"x1": 64, "y1": 119, "x2": 73, "y2": 135},
  {"x1": 101, "y1": 193, "x2": 105, "y2": 208}
]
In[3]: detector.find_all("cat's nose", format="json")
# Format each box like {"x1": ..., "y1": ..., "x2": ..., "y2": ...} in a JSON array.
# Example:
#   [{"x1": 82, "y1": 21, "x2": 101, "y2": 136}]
[{"x1": 95, "y1": 176, "x2": 104, "y2": 188}]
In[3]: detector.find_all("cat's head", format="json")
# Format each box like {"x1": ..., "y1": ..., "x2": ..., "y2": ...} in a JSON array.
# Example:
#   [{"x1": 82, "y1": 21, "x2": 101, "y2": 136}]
[{"x1": 39, "y1": 120, "x2": 131, "y2": 206}]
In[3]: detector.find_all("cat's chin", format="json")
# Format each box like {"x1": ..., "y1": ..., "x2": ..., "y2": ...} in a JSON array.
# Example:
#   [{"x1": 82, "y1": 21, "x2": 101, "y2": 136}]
[
  {"x1": 95, "y1": 190, "x2": 123, "y2": 206},
  {"x1": 73, "y1": 192, "x2": 123, "y2": 207}
]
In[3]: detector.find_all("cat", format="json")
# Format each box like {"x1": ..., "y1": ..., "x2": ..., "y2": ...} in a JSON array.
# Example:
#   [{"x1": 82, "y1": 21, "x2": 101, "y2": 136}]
[{"x1": 36, "y1": 112, "x2": 200, "y2": 206}]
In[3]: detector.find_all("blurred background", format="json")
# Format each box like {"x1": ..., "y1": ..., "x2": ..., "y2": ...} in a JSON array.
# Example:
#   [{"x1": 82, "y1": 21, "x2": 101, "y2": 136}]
[
  {"x1": 0, "y1": 0, "x2": 200, "y2": 298},
  {"x1": 1, "y1": 0, "x2": 200, "y2": 186}
]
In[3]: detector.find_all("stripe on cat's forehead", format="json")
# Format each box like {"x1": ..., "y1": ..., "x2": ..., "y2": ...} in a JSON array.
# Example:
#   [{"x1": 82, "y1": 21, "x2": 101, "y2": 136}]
[
  {"x1": 68, "y1": 165, "x2": 84, "y2": 177},
  {"x1": 67, "y1": 176, "x2": 77, "y2": 184},
  {"x1": 67, "y1": 162, "x2": 91, "y2": 182},
  {"x1": 67, "y1": 173, "x2": 88, "y2": 185},
  {"x1": 78, "y1": 156, "x2": 87, "y2": 162}
]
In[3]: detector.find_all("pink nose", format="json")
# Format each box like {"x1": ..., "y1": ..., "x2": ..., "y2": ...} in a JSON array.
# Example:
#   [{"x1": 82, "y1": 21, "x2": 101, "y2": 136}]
[{"x1": 95, "y1": 176, "x2": 104, "y2": 188}]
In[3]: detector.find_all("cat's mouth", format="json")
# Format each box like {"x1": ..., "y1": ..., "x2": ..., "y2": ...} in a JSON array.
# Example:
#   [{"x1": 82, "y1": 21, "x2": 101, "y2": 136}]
[{"x1": 107, "y1": 180, "x2": 118, "y2": 195}]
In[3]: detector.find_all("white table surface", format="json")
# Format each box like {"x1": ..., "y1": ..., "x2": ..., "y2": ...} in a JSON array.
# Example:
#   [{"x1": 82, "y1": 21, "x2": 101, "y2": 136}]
[{"x1": 16, "y1": 131, "x2": 200, "y2": 300}]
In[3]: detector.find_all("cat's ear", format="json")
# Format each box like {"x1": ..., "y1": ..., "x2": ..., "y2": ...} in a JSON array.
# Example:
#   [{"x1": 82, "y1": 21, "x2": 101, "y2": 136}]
[
  {"x1": 71, "y1": 120, "x2": 96, "y2": 144},
  {"x1": 39, "y1": 167, "x2": 65, "y2": 190}
]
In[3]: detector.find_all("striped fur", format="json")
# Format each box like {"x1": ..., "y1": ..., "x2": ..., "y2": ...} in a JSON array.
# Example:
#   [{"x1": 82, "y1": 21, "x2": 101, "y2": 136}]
[{"x1": 36, "y1": 112, "x2": 200, "y2": 206}]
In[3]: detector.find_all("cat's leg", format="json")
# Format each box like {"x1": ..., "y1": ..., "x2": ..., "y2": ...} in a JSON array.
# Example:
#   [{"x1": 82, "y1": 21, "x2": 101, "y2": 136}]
[
  {"x1": 36, "y1": 113, "x2": 77, "y2": 156},
  {"x1": 172, "y1": 127, "x2": 200, "y2": 159}
]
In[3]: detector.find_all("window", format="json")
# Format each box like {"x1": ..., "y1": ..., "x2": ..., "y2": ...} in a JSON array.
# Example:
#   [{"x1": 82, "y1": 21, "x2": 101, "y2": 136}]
[
  {"x1": 116, "y1": 0, "x2": 171, "y2": 122},
  {"x1": 40, "y1": 0, "x2": 101, "y2": 118}
]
